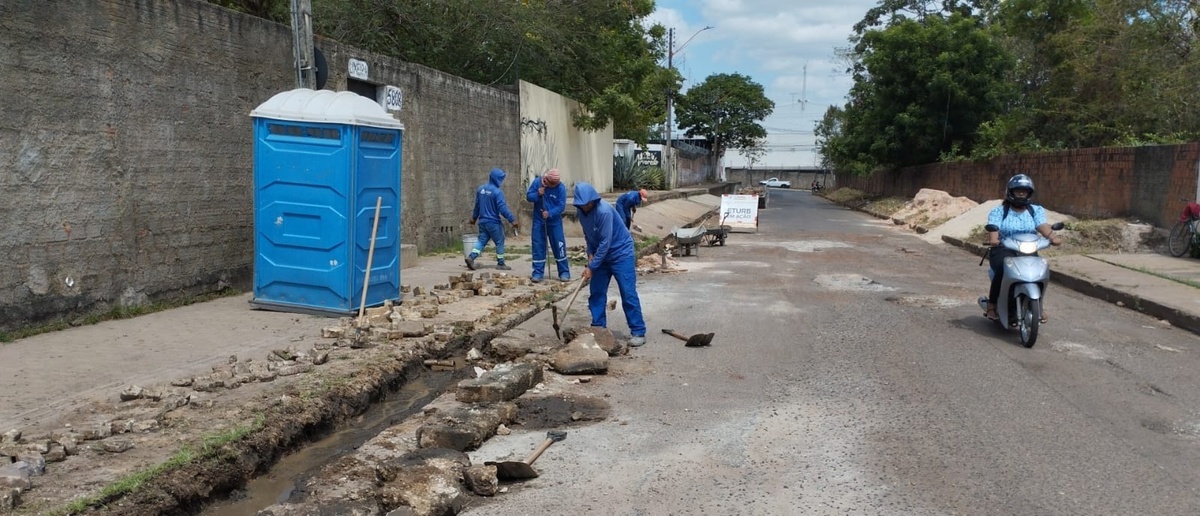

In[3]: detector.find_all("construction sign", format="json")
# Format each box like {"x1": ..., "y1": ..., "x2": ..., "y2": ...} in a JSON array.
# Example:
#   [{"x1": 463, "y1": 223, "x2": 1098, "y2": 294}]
[{"x1": 719, "y1": 194, "x2": 759, "y2": 231}]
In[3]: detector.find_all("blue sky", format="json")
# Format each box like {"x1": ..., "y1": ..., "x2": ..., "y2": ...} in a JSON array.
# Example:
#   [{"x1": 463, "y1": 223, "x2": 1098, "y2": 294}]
[{"x1": 647, "y1": 0, "x2": 880, "y2": 168}]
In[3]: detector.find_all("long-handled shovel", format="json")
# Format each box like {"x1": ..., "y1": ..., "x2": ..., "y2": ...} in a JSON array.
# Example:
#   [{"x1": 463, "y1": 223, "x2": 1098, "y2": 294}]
[
  {"x1": 661, "y1": 328, "x2": 714, "y2": 347},
  {"x1": 354, "y1": 197, "x2": 384, "y2": 341},
  {"x1": 552, "y1": 279, "x2": 586, "y2": 341},
  {"x1": 486, "y1": 430, "x2": 567, "y2": 480}
]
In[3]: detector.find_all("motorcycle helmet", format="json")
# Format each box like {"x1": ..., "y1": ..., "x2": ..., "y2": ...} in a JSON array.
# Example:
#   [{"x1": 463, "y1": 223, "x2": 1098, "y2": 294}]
[{"x1": 1006, "y1": 174, "x2": 1035, "y2": 207}]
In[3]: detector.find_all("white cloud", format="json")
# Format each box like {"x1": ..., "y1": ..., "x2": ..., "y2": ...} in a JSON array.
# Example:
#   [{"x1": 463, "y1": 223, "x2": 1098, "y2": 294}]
[{"x1": 651, "y1": 0, "x2": 878, "y2": 167}]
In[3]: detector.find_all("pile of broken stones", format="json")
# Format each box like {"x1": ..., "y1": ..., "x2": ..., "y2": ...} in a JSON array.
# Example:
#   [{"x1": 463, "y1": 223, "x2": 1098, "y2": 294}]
[
  {"x1": 257, "y1": 326, "x2": 631, "y2": 515},
  {"x1": 0, "y1": 272, "x2": 638, "y2": 513}
]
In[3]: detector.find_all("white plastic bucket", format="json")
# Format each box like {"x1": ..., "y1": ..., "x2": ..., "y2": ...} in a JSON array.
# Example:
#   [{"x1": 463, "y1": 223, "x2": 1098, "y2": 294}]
[{"x1": 462, "y1": 234, "x2": 478, "y2": 258}]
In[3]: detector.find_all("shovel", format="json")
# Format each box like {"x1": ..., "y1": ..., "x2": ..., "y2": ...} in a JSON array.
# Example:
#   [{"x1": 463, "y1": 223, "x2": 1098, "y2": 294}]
[
  {"x1": 486, "y1": 430, "x2": 567, "y2": 480},
  {"x1": 552, "y1": 279, "x2": 586, "y2": 341},
  {"x1": 661, "y1": 329, "x2": 714, "y2": 347}
]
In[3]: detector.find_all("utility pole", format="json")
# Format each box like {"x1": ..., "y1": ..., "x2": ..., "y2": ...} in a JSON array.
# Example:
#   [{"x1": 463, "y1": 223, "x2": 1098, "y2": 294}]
[
  {"x1": 290, "y1": 0, "x2": 315, "y2": 89},
  {"x1": 664, "y1": 27, "x2": 675, "y2": 189},
  {"x1": 663, "y1": 26, "x2": 713, "y2": 189}
]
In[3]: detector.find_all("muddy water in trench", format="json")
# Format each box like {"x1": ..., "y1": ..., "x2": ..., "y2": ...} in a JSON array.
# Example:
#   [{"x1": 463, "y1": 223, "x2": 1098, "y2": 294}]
[{"x1": 201, "y1": 368, "x2": 460, "y2": 516}]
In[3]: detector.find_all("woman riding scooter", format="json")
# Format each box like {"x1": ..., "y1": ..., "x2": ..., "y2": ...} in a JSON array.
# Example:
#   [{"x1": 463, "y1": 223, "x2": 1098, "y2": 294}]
[{"x1": 984, "y1": 174, "x2": 1062, "y2": 321}]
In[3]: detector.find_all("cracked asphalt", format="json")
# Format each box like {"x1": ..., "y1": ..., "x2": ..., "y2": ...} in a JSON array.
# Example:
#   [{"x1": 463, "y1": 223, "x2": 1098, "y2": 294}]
[{"x1": 462, "y1": 188, "x2": 1200, "y2": 515}]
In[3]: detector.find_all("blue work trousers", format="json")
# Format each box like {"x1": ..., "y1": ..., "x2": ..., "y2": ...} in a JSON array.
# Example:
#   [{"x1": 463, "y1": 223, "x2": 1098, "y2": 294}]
[
  {"x1": 531, "y1": 219, "x2": 569, "y2": 278},
  {"x1": 587, "y1": 255, "x2": 645, "y2": 337},
  {"x1": 471, "y1": 221, "x2": 507, "y2": 263}
]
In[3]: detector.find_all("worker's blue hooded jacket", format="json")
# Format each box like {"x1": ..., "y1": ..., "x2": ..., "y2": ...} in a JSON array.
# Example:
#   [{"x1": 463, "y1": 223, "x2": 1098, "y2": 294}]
[
  {"x1": 573, "y1": 182, "x2": 634, "y2": 270},
  {"x1": 471, "y1": 168, "x2": 516, "y2": 224},
  {"x1": 526, "y1": 176, "x2": 567, "y2": 223}
]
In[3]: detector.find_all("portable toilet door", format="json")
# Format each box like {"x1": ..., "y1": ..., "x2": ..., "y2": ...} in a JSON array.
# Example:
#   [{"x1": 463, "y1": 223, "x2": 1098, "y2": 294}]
[
  {"x1": 350, "y1": 125, "x2": 403, "y2": 312},
  {"x1": 249, "y1": 88, "x2": 404, "y2": 316}
]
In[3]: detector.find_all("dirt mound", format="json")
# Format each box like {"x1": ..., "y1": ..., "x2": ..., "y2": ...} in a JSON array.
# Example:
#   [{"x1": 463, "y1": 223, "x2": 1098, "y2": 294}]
[{"x1": 890, "y1": 189, "x2": 978, "y2": 230}]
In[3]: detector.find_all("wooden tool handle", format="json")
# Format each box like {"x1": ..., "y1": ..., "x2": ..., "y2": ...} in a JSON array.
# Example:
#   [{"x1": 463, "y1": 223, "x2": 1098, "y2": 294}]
[
  {"x1": 524, "y1": 437, "x2": 555, "y2": 466},
  {"x1": 660, "y1": 329, "x2": 688, "y2": 342},
  {"x1": 357, "y1": 197, "x2": 384, "y2": 324},
  {"x1": 562, "y1": 278, "x2": 585, "y2": 315}
]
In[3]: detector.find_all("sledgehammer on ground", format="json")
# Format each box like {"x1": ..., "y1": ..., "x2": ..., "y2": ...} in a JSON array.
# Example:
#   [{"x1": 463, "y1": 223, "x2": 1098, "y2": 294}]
[
  {"x1": 661, "y1": 329, "x2": 714, "y2": 347},
  {"x1": 486, "y1": 430, "x2": 567, "y2": 480}
]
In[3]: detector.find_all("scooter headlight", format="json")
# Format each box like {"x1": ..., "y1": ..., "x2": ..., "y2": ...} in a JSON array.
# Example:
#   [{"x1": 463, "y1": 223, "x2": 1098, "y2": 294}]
[{"x1": 1018, "y1": 241, "x2": 1039, "y2": 254}]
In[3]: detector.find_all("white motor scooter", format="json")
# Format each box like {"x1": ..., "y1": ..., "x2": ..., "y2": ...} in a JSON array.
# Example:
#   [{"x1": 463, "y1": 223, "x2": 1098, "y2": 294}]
[{"x1": 977, "y1": 222, "x2": 1064, "y2": 348}]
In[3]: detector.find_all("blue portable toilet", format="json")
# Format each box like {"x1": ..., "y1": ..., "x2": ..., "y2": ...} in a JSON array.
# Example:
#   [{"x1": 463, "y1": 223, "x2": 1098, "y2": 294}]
[{"x1": 249, "y1": 89, "x2": 404, "y2": 316}]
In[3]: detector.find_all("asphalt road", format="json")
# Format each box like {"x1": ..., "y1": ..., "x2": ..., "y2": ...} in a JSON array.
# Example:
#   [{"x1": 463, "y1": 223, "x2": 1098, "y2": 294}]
[{"x1": 464, "y1": 188, "x2": 1200, "y2": 515}]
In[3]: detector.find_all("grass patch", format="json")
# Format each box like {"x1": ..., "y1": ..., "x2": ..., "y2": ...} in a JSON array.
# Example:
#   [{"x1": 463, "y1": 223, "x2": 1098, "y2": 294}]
[
  {"x1": 825, "y1": 187, "x2": 868, "y2": 204},
  {"x1": 0, "y1": 287, "x2": 242, "y2": 344},
  {"x1": 1125, "y1": 266, "x2": 1200, "y2": 289},
  {"x1": 422, "y1": 243, "x2": 462, "y2": 257},
  {"x1": 966, "y1": 224, "x2": 988, "y2": 244},
  {"x1": 50, "y1": 416, "x2": 266, "y2": 515},
  {"x1": 1061, "y1": 219, "x2": 1126, "y2": 251},
  {"x1": 823, "y1": 188, "x2": 906, "y2": 216},
  {"x1": 635, "y1": 235, "x2": 661, "y2": 255},
  {"x1": 962, "y1": 218, "x2": 1134, "y2": 257},
  {"x1": 865, "y1": 197, "x2": 908, "y2": 217}
]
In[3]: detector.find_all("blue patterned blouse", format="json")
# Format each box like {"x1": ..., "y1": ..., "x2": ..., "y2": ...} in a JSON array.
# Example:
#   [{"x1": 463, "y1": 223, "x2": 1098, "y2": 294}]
[{"x1": 987, "y1": 203, "x2": 1046, "y2": 239}]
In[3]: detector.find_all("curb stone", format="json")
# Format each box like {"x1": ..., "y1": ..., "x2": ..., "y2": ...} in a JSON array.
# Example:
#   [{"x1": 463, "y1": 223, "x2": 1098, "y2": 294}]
[{"x1": 830, "y1": 192, "x2": 1200, "y2": 336}]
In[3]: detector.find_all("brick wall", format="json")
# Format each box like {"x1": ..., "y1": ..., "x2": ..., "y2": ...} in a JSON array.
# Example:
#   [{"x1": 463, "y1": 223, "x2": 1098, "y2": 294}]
[
  {"x1": 0, "y1": 0, "x2": 522, "y2": 330},
  {"x1": 837, "y1": 144, "x2": 1200, "y2": 229}
]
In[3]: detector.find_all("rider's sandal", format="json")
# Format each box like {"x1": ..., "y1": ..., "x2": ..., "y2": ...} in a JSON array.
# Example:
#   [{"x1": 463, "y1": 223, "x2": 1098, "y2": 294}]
[
  {"x1": 985, "y1": 304, "x2": 999, "y2": 321},
  {"x1": 1040, "y1": 310, "x2": 1049, "y2": 324}
]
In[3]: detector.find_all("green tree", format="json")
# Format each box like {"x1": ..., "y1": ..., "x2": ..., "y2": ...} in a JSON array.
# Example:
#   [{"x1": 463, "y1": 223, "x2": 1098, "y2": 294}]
[
  {"x1": 739, "y1": 137, "x2": 768, "y2": 168},
  {"x1": 821, "y1": 12, "x2": 1013, "y2": 173},
  {"x1": 674, "y1": 73, "x2": 775, "y2": 163},
  {"x1": 304, "y1": 0, "x2": 670, "y2": 143}
]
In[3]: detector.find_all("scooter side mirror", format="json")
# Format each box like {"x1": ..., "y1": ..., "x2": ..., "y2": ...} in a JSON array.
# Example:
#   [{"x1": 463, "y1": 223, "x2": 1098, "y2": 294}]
[
  {"x1": 1050, "y1": 222, "x2": 1065, "y2": 231},
  {"x1": 984, "y1": 224, "x2": 999, "y2": 232}
]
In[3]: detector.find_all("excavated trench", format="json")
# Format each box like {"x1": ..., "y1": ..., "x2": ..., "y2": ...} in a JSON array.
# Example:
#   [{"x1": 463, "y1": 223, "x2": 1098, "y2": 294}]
[{"x1": 201, "y1": 368, "x2": 461, "y2": 515}]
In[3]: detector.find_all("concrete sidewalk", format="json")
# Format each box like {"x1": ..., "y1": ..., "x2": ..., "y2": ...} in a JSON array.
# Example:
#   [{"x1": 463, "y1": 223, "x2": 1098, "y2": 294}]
[{"x1": 0, "y1": 186, "x2": 726, "y2": 435}]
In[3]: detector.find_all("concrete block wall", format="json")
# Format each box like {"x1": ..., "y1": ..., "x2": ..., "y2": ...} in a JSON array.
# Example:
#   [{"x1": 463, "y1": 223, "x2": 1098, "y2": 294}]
[
  {"x1": 518, "y1": 81, "x2": 613, "y2": 196},
  {"x1": 0, "y1": 0, "x2": 522, "y2": 330},
  {"x1": 317, "y1": 42, "x2": 521, "y2": 253},
  {"x1": 675, "y1": 152, "x2": 715, "y2": 186},
  {"x1": 0, "y1": 0, "x2": 293, "y2": 329},
  {"x1": 837, "y1": 144, "x2": 1200, "y2": 230},
  {"x1": 725, "y1": 168, "x2": 833, "y2": 189}
]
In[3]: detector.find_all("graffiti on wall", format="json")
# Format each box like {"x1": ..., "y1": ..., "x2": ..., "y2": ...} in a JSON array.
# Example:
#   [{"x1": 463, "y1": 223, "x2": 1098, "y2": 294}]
[{"x1": 520, "y1": 116, "x2": 558, "y2": 189}]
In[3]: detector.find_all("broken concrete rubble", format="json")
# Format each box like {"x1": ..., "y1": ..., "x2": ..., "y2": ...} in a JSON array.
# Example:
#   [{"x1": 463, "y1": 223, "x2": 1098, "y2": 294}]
[
  {"x1": 463, "y1": 464, "x2": 499, "y2": 496},
  {"x1": 1, "y1": 430, "x2": 20, "y2": 444},
  {"x1": 377, "y1": 448, "x2": 469, "y2": 516},
  {"x1": 488, "y1": 334, "x2": 561, "y2": 361},
  {"x1": 415, "y1": 402, "x2": 517, "y2": 451},
  {"x1": 456, "y1": 362, "x2": 543, "y2": 403},
  {"x1": 0, "y1": 462, "x2": 32, "y2": 490},
  {"x1": 550, "y1": 334, "x2": 610, "y2": 374},
  {"x1": 565, "y1": 326, "x2": 625, "y2": 356},
  {"x1": 0, "y1": 487, "x2": 19, "y2": 511},
  {"x1": 0, "y1": 256, "x2": 590, "y2": 514}
]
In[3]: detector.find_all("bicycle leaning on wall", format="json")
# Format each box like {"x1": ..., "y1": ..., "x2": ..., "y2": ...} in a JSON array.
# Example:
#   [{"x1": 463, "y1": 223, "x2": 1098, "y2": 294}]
[{"x1": 1167, "y1": 198, "x2": 1200, "y2": 258}]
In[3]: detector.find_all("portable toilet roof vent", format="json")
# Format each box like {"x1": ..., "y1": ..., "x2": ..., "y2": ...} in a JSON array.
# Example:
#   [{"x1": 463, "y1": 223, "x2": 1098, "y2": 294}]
[{"x1": 250, "y1": 88, "x2": 403, "y2": 129}]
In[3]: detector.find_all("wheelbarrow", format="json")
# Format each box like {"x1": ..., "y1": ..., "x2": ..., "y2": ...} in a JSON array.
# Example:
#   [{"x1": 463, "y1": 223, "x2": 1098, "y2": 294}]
[
  {"x1": 671, "y1": 225, "x2": 707, "y2": 257},
  {"x1": 703, "y1": 225, "x2": 730, "y2": 247}
]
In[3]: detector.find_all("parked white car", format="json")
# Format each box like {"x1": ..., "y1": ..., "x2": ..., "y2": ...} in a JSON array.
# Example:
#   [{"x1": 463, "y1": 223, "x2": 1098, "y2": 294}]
[{"x1": 759, "y1": 177, "x2": 791, "y2": 188}]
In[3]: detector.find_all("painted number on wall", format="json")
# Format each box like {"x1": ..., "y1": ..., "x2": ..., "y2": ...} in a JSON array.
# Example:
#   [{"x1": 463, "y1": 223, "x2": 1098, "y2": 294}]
[
  {"x1": 385, "y1": 85, "x2": 403, "y2": 111},
  {"x1": 348, "y1": 59, "x2": 369, "y2": 80}
]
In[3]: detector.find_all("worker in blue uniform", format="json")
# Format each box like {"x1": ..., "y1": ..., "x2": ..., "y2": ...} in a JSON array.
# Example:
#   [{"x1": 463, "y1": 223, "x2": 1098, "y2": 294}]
[
  {"x1": 466, "y1": 167, "x2": 519, "y2": 271},
  {"x1": 525, "y1": 168, "x2": 570, "y2": 282},
  {"x1": 572, "y1": 182, "x2": 646, "y2": 347},
  {"x1": 614, "y1": 188, "x2": 649, "y2": 229}
]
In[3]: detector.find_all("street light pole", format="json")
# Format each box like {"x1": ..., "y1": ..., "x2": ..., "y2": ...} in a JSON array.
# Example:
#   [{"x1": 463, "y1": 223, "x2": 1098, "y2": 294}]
[
  {"x1": 664, "y1": 28, "x2": 674, "y2": 189},
  {"x1": 664, "y1": 25, "x2": 712, "y2": 190}
]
